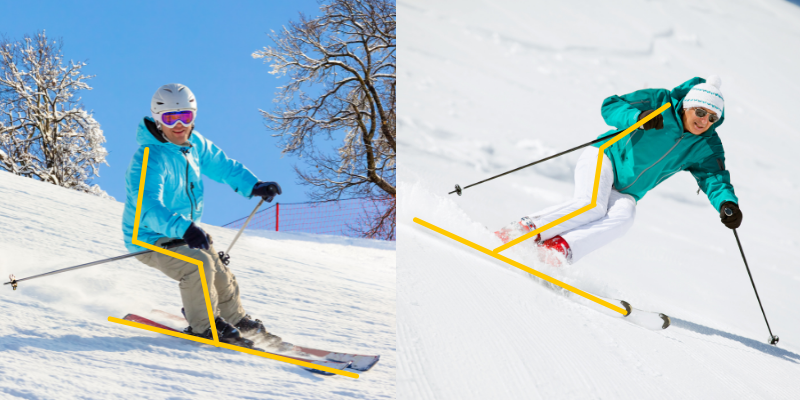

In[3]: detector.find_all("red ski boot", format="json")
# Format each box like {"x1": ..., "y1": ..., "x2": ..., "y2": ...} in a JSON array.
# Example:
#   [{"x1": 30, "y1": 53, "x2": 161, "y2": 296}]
[
  {"x1": 495, "y1": 217, "x2": 540, "y2": 244},
  {"x1": 538, "y1": 235, "x2": 572, "y2": 267}
]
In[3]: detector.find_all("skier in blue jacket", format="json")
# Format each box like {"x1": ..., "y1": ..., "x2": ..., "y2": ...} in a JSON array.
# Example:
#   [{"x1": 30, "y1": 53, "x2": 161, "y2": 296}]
[
  {"x1": 122, "y1": 84, "x2": 282, "y2": 346},
  {"x1": 496, "y1": 75, "x2": 742, "y2": 266}
]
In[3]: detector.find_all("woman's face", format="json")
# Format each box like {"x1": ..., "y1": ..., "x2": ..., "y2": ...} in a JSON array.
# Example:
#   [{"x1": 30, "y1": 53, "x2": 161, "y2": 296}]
[
  {"x1": 161, "y1": 121, "x2": 191, "y2": 145},
  {"x1": 682, "y1": 107, "x2": 717, "y2": 136}
]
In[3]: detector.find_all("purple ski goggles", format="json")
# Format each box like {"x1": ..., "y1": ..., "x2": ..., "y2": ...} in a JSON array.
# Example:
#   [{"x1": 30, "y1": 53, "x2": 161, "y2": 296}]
[{"x1": 161, "y1": 110, "x2": 194, "y2": 127}]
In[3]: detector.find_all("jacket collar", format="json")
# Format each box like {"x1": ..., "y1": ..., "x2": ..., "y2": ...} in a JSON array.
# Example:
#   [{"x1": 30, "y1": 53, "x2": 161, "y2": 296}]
[
  {"x1": 138, "y1": 117, "x2": 194, "y2": 150},
  {"x1": 144, "y1": 117, "x2": 168, "y2": 143}
]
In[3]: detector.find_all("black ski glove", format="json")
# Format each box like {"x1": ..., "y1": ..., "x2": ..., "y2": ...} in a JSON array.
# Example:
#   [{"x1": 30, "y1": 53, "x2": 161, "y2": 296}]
[
  {"x1": 719, "y1": 201, "x2": 742, "y2": 229},
  {"x1": 252, "y1": 181, "x2": 282, "y2": 202},
  {"x1": 638, "y1": 109, "x2": 664, "y2": 130},
  {"x1": 183, "y1": 222, "x2": 210, "y2": 250}
]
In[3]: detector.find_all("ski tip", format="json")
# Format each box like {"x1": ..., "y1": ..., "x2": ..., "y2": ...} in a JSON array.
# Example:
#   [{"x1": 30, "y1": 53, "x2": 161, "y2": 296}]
[
  {"x1": 659, "y1": 313, "x2": 671, "y2": 329},
  {"x1": 362, "y1": 355, "x2": 380, "y2": 371},
  {"x1": 620, "y1": 300, "x2": 632, "y2": 317},
  {"x1": 302, "y1": 360, "x2": 350, "y2": 376},
  {"x1": 350, "y1": 355, "x2": 381, "y2": 372}
]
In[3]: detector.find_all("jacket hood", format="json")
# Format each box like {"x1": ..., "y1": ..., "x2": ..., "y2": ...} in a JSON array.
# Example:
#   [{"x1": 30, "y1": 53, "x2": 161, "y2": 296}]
[{"x1": 671, "y1": 77, "x2": 725, "y2": 136}]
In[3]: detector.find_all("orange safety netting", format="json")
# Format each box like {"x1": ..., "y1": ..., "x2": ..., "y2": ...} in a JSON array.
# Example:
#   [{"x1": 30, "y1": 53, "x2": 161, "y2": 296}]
[{"x1": 222, "y1": 197, "x2": 395, "y2": 240}]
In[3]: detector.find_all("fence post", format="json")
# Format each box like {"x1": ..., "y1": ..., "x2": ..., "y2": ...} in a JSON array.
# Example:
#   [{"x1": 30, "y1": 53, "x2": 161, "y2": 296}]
[{"x1": 276, "y1": 202, "x2": 280, "y2": 232}]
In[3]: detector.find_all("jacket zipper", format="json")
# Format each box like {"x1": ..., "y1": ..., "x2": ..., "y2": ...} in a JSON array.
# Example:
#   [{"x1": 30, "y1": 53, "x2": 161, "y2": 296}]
[
  {"x1": 181, "y1": 148, "x2": 195, "y2": 221},
  {"x1": 619, "y1": 134, "x2": 686, "y2": 192},
  {"x1": 653, "y1": 168, "x2": 682, "y2": 187}
]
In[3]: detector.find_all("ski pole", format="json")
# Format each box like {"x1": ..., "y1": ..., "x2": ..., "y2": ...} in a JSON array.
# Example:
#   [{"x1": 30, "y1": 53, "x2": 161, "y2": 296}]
[
  {"x1": 4, "y1": 239, "x2": 186, "y2": 291},
  {"x1": 217, "y1": 198, "x2": 265, "y2": 266},
  {"x1": 724, "y1": 207, "x2": 779, "y2": 345},
  {"x1": 449, "y1": 132, "x2": 621, "y2": 196}
]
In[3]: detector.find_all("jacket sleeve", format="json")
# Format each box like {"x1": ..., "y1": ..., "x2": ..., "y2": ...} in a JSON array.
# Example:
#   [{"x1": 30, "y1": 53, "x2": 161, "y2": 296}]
[
  {"x1": 196, "y1": 135, "x2": 260, "y2": 198},
  {"x1": 687, "y1": 143, "x2": 738, "y2": 211},
  {"x1": 130, "y1": 148, "x2": 193, "y2": 239},
  {"x1": 601, "y1": 88, "x2": 670, "y2": 130}
]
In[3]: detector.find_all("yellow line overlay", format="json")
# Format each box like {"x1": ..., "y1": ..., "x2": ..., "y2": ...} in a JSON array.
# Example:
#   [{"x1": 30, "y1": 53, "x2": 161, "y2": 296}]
[
  {"x1": 415, "y1": 103, "x2": 671, "y2": 315},
  {"x1": 414, "y1": 217, "x2": 627, "y2": 314},
  {"x1": 495, "y1": 102, "x2": 671, "y2": 253},
  {"x1": 108, "y1": 317, "x2": 358, "y2": 379},
  {"x1": 109, "y1": 147, "x2": 358, "y2": 379}
]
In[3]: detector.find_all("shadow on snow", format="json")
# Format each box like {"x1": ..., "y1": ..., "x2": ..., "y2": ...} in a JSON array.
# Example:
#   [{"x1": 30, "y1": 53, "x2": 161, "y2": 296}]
[{"x1": 671, "y1": 318, "x2": 800, "y2": 364}]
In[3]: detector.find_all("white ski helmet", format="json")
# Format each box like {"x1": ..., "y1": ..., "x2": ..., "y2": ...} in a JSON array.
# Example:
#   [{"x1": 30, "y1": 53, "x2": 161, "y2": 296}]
[{"x1": 150, "y1": 83, "x2": 197, "y2": 127}]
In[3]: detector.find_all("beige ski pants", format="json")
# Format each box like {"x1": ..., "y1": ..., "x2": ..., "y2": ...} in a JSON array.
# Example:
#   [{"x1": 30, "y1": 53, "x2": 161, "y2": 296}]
[{"x1": 135, "y1": 237, "x2": 246, "y2": 332}]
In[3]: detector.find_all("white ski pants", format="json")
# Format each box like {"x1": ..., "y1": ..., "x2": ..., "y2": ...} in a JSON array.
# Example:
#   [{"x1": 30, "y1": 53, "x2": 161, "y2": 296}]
[{"x1": 527, "y1": 147, "x2": 637, "y2": 263}]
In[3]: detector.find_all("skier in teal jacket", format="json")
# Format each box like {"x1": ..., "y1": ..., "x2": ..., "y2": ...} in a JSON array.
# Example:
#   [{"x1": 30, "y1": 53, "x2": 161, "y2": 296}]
[
  {"x1": 122, "y1": 83, "x2": 284, "y2": 346},
  {"x1": 496, "y1": 75, "x2": 742, "y2": 265}
]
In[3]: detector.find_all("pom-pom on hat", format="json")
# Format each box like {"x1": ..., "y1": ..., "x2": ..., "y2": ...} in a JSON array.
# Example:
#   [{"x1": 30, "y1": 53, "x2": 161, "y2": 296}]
[{"x1": 683, "y1": 75, "x2": 724, "y2": 118}]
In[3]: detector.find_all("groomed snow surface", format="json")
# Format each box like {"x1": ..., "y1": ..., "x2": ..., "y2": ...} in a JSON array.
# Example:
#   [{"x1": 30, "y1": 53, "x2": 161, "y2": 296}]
[
  {"x1": 0, "y1": 172, "x2": 395, "y2": 399},
  {"x1": 398, "y1": 0, "x2": 800, "y2": 398}
]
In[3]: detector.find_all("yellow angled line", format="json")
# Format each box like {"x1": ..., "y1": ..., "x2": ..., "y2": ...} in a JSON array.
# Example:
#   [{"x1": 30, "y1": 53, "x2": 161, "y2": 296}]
[
  {"x1": 112, "y1": 147, "x2": 360, "y2": 379},
  {"x1": 129, "y1": 147, "x2": 219, "y2": 343},
  {"x1": 109, "y1": 317, "x2": 359, "y2": 378},
  {"x1": 493, "y1": 102, "x2": 671, "y2": 253},
  {"x1": 591, "y1": 147, "x2": 604, "y2": 205},
  {"x1": 412, "y1": 104, "x2": 673, "y2": 315},
  {"x1": 413, "y1": 217, "x2": 628, "y2": 315}
]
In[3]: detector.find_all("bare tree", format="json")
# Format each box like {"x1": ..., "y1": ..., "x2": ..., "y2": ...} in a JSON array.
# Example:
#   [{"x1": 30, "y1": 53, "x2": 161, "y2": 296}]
[
  {"x1": 253, "y1": 0, "x2": 396, "y2": 240},
  {"x1": 0, "y1": 31, "x2": 108, "y2": 197}
]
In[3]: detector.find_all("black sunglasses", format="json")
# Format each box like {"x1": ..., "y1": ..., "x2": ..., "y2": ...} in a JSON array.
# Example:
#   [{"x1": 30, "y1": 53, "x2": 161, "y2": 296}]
[{"x1": 691, "y1": 107, "x2": 719, "y2": 123}]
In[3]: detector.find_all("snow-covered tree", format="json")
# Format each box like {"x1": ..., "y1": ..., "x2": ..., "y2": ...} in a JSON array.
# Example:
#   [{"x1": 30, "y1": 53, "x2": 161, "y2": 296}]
[
  {"x1": 0, "y1": 31, "x2": 109, "y2": 197},
  {"x1": 253, "y1": 0, "x2": 396, "y2": 240}
]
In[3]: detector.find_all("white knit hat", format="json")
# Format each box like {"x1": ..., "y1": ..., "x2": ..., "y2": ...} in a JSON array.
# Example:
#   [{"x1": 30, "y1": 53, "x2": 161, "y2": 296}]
[{"x1": 683, "y1": 75, "x2": 724, "y2": 118}]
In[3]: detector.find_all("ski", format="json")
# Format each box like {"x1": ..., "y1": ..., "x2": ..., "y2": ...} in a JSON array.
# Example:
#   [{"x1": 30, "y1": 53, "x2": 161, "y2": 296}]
[
  {"x1": 150, "y1": 309, "x2": 381, "y2": 371},
  {"x1": 532, "y1": 278, "x2": 671, "y2": 330},
  {"x1": 289, "y1": 344, "x2": 380, "y2": 372},
  {"x1": 570, "y1": 293, "x2": 671, "y2": 330},
  {"x1": 122, "y1": 314, "x2": 350, "y2": 376},
  {"x1": 603, "y1": 297, "x2": 671, "y2": 330}
]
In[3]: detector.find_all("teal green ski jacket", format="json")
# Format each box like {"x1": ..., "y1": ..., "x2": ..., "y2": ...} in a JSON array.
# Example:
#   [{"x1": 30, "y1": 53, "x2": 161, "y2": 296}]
[
  {"x1": 122, "y1": 117, "x2": 259, "y2": 253},
  {"x1": 592, "y1": 77, "x2": 738, "y2": 211}
]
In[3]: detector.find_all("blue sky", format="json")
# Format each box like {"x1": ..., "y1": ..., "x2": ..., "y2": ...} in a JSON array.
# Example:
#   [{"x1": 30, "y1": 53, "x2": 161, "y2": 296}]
[{"x1": 1, "y1": 0, "x2": 336, "y2": 226}]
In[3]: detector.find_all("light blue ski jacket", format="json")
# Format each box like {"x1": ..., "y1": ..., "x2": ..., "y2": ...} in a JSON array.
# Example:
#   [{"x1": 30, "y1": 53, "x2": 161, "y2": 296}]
[{"x1": 122, "y1": 117, "x2": 259, "y2": 253}]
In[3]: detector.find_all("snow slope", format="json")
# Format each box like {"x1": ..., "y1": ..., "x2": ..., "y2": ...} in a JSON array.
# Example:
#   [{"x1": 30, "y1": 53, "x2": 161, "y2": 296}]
[
  {"x1": 0, "y1": 171, "x2": 395, "y2": 399},
  {"x1": 398, "y1": 0, "x2": 800, "y2": 398}
]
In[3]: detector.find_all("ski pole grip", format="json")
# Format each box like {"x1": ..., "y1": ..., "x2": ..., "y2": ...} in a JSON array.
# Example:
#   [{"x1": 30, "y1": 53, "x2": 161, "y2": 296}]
[{"x1": 724, "y1": 207, "x2": 733, "y2": 217}]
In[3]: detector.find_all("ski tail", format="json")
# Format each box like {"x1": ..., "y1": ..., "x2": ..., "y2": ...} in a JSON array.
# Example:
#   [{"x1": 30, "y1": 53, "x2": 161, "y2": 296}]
[{"x1": 123, "y1": 313, "x2": 178, "y2": 331}]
